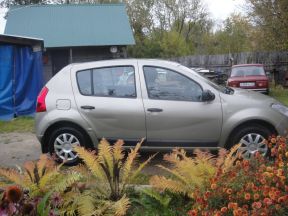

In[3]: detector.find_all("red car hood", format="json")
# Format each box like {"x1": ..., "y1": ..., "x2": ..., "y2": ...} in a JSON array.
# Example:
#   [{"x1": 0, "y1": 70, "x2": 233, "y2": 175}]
[{"x1": 228, "y1": 75, "x2": 268, "y2": 82}]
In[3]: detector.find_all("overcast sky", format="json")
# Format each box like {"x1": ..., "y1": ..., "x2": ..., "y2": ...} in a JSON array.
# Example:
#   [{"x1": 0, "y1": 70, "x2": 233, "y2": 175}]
[
  {"x1": 204, "y1": 0, "x2": 245, "y2": 20},
  {"x1": 0, "y1": 0, "x2": 245, "y2": 34}
]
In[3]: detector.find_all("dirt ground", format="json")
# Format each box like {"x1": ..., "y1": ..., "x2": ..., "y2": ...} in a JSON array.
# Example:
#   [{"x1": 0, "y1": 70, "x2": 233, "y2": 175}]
[
  {"x1": 0, "y1": 132, "x2": 166, "y2": 175},
  {"x1": 0, "y1": 132, "x2": 41, "y2": 167}
]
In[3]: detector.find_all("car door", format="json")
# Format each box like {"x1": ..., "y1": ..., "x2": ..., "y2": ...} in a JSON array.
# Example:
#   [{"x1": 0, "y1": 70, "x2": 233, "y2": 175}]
[
  {"x1": 71, "y1": 61, "x2": 146, "y2": 144},
  {"x1": 138, "y1": 62, "x2": 223, "y2": 148}
]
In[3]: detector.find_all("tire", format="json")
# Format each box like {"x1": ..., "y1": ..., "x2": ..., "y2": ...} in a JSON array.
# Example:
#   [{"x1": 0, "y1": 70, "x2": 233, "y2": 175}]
[
  {"x1": 48, "y1": 127, "x2": 88, "y2": 165},
  {"x1": 229, "y1": 124, "x2": 272, "y2": 159}
]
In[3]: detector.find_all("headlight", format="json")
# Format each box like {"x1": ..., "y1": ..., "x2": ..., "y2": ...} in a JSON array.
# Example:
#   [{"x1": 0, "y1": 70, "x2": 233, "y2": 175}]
[{"x1": 271, "y1": 103, "x2": 288, "y2": 117}]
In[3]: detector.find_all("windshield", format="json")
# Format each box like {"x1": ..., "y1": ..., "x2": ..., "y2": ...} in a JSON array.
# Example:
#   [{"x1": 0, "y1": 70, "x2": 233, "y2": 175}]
[
  {"x1": 231, "y1": 66, "x2": 265, "y2": 77},
  {"x1": 180, "y1": 65, "x2": 233, "y2": 94}
]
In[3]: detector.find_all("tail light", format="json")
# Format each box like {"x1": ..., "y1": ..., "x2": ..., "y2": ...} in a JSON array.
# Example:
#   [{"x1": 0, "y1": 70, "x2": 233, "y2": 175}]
[
  {"x1": 228, "y1": 81, "x2": 239, "y2": 88},
  {"x1": 256, "y1": 81, "x2": 268, "y2": 88},
  {"x1": 36, "y1": 87, "x2": 49, "y2": 112}
]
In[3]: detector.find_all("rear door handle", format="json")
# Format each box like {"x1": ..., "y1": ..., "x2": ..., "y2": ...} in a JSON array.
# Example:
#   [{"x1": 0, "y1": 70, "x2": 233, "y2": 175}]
[
  {"x1": 147, "y1": 108, "x2": 163, "y2": 112},
  {"x1": 81, "y1": 105, "x2": 95, "y2": 110}
]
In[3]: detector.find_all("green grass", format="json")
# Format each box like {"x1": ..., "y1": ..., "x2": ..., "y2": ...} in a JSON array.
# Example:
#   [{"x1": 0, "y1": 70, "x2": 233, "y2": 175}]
[
  {"x1": 0, "y1": 117, "x2": 35, "y2": 133},
  {"x1": 270, "y1": 85, "x2": 288, "y2": 106}
]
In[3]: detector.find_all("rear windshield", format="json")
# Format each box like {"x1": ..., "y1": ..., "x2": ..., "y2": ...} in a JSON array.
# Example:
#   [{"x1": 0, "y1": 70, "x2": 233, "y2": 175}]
[{"x1": 231, "y1": 66, "x2": 265, "y2": 77}]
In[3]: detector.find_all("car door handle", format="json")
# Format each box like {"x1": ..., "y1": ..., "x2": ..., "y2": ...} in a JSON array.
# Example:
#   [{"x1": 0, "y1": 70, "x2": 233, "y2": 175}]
[
  {"x1": 81, "y1": 105, "x2": 95, "y2": 110},
  {"x1": 147, "y1": 108, "x2": 163, "y2": 112}
]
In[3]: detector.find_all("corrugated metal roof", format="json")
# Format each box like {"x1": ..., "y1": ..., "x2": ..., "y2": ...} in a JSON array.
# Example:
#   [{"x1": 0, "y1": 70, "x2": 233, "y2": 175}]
[
  {"x1": 4, "y1": 4, "x2": 135, "y2": 48},
  {"x1": 0, "y1": 34, "x2": 44, "y2": 48}
]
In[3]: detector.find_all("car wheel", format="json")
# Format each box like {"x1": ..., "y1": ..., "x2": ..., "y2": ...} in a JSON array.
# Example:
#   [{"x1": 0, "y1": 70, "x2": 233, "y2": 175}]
[
  {"x1": 48, "y1": 127, "x2": 87, "y2": 165},
  {"x1": 230, "y1": 124, "x2": 272, "y2": 159}
]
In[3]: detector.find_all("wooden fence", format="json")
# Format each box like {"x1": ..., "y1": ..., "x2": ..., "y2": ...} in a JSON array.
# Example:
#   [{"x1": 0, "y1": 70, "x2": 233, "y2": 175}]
[{"x1": 170, "y1": 51, "x2": 288, "y2": 85}]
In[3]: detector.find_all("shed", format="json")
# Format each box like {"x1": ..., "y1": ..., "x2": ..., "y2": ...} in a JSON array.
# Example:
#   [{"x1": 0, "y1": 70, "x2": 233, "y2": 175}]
[
  {"x1": 0, "y1": 34, "x2": 44, "y2": 120},
  {"x1": 4, "y1": 4, "x2": 135, "y2": 82}
]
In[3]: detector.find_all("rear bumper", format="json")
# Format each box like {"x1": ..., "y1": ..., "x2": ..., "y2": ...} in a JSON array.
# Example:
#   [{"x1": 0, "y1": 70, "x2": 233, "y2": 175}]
[{"x1": 248, "y1": 88, "x2": 269, "y2": 94}]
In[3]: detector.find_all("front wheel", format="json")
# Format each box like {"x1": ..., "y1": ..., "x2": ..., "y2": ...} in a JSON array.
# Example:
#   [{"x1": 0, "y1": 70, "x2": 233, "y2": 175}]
[
  {"x1": 48, "y1": 127, "x2": 87, "y2": 165},
  {"x1": 229, "y1": 124, "x2": 272, "y2": 159}
]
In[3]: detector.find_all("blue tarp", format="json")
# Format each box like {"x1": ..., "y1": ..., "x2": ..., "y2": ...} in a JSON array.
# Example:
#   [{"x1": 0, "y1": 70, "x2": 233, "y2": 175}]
[
  {"x1": 0, "y1": 45, "x2": 43, "y2": 120},
  {"x1": 0, "y1": 46, "x2": 14, "y2": 120}
]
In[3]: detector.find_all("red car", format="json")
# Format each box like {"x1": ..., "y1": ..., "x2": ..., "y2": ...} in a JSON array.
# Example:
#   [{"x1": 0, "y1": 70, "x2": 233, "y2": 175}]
[{"x1": 227, "y1": 64, "x2": 269, "y2": 94}]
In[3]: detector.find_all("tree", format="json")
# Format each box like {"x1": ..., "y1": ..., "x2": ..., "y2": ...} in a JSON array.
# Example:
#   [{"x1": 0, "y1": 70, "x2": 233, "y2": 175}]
[
  {"x1": 206, "y1": 14, "x2": 253, "y2": 54},
  {"x1": 245, "y1": 0, "x2": 288, "y2": 50}
]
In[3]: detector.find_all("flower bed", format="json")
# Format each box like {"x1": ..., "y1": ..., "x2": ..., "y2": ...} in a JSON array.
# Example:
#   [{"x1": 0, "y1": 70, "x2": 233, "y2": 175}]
[{"x1": 0, "y1": 136, "x2": 287, "y2": 216}]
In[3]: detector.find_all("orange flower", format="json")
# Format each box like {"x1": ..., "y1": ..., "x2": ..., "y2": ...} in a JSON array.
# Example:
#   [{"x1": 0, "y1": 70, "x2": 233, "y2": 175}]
[
  {"x1": 252, "y1": 201, "x2": 262, "y2": 209},
  {"x1": 277, "y1": 169, "x2": 284, "y2": 176},
  {"x1": 233, "y1": 208, "x2": 243, "y2": 216},
  {"x1": 285, "y1": 152, "x2": 288, "y2": 158},
  {"x1": 204, "y1": 191, "x2": 211, "y2": 199},
  {"x1": 242, "y1": 160, "x2": 250, "y2": 168},
  {"x1": 236, "y1": 161, "x2": 241, "y2": 166},
  {"x1": 226, "y1": 188, "x2": 232, "y2": 195},
  {"x1": 220, "y1": 207, "x2": 228, "y2": 213},
  {"x1": 263, "y1": 172, "x2": 273, "y2": 178},
  {"x1": 260, "y1": 178, "x2": 266, "y2": 185},
  {"x1": 252, "y1": 185, "x2": 258, "y2": 192},
  {"x1": 244, "y1": 193, "x2": 251, "y2": 200},
  {"x1": 246, "y1": 182, "x2": 254, "y2": 189},
  {"x1": 271, "y1": 138, "x2": 277, "y2": 143},
  {"x1": 5, "y1": 185, "x2": 23, "y2": 203},
  {"x1": 278, "y1": 162, "x2": 284, "y2": 167},
  {"x1": 228, "y1": 202, "x2": 238, "y2": 210},
  {"x1": 254, "y1": 193, "x2": 260, "y2": 200},
  {"x1": 188, "y1": 209, "x2": 198, "y2": 216},
  {"x1": 211, "y1": 183, "x2": 217, "y2": 190},
  {"x1": 269, "y1": 191, "x2": 276, "y2": 200},
  {"x1": 242, "y1": 205, "x2": 249, "y2": 210},
  {"x1": 263, "y1": 197, "x2": 273, "y2": 206},
  {"x1": 278, "y1": 196, "x2": 286, "y2": 203}
]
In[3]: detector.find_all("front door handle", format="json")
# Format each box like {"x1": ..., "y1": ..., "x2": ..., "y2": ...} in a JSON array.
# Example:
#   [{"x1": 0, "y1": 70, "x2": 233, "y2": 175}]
[
  {"x1": 147, "y1": 108, "x2": 163, "y2": 112},
  {"x1": 81, "y1": 105, "x2": 95, "y2": 110}
]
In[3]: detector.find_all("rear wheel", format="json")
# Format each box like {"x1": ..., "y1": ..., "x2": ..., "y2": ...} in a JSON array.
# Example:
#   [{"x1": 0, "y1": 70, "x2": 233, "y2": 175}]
[
  {"x1": 229, "y1": 124, "x2": 272, "y2": 159},
  {"x1": 48, "y1": 127, "x2": 88, "y2": 165}
]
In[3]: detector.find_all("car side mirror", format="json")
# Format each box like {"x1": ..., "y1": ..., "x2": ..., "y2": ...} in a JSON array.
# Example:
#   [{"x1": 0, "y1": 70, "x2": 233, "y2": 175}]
[{"x1": 202, "y1": 90, "x2": 215, "y2": 102}]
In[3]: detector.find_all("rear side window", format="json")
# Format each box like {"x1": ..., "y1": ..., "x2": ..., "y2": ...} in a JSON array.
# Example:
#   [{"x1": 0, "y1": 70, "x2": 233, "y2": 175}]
[
  {"x1": 77, "y1": 66, "x2": 136, "y2": 98},
  {"x1": 77, "y1": 70, "x2": 92, "y2": 95}
]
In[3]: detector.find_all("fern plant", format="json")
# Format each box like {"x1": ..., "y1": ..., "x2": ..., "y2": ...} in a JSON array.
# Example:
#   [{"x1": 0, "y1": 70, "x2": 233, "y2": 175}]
[
  {"x1": 74, "y1": 138, "x2": 156, "y2": 201},
  {"x1": 0, "y1": 155, "x2": 82, "y2": 216},
  {"x1": 60, "y1": 138, "x2": 156, "y2": 216},
  {"x1": 149, "y1": 146, "x2": 240, "y2": 198},
  {"x1": 0, "y1": 154, "x2": 63, "y2": 197}
]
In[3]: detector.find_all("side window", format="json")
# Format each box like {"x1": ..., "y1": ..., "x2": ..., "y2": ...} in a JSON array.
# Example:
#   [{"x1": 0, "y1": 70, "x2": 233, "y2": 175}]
[
  {"x1": 77, "y1": 70, "x2": 92, "y2": 95},
  {"x1": 92, "y1": 66, "x2": 136, "y2": 98},
  {"x1": 143, "y1": 66, "x2": 203, "y2": 102}
]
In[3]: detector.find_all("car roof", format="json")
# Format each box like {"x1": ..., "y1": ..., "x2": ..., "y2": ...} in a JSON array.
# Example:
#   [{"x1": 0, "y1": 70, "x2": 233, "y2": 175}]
[
  {"x1": 232, "y1": 64, "x2": 264, "y2": 68},
  {"x1": 68, "y1": 59, "x2": 181, "y2": 68}
]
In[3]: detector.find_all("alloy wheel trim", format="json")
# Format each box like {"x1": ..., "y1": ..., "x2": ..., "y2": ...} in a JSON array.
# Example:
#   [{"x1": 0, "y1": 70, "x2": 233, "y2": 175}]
[
  {"x1": 237, "y1": 133, "x2": 267, "y2": 159},
  {"x1": 54, "y1": 133, "x2": 80, "y2": 161}
]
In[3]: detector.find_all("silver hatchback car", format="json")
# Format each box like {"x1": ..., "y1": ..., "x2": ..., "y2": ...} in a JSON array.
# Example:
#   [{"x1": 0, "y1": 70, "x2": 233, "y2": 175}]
[{"x1": 35, "y1": 59, "x2": 288, "y2": 164}]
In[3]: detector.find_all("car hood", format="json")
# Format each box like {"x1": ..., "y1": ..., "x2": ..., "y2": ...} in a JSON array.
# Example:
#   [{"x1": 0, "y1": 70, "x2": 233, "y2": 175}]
[
  {"x1": 228, "y1": 75, "x2": 268, "y2": 82},
  {"x1": 221, "y1": 88, "x2": 277, "y2": 107}
]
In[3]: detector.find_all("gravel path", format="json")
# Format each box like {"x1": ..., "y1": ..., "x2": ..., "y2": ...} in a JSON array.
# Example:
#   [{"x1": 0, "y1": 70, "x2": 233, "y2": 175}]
[{"x1": 0, "y1": 132, "x2": 41, "y2": 167}]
